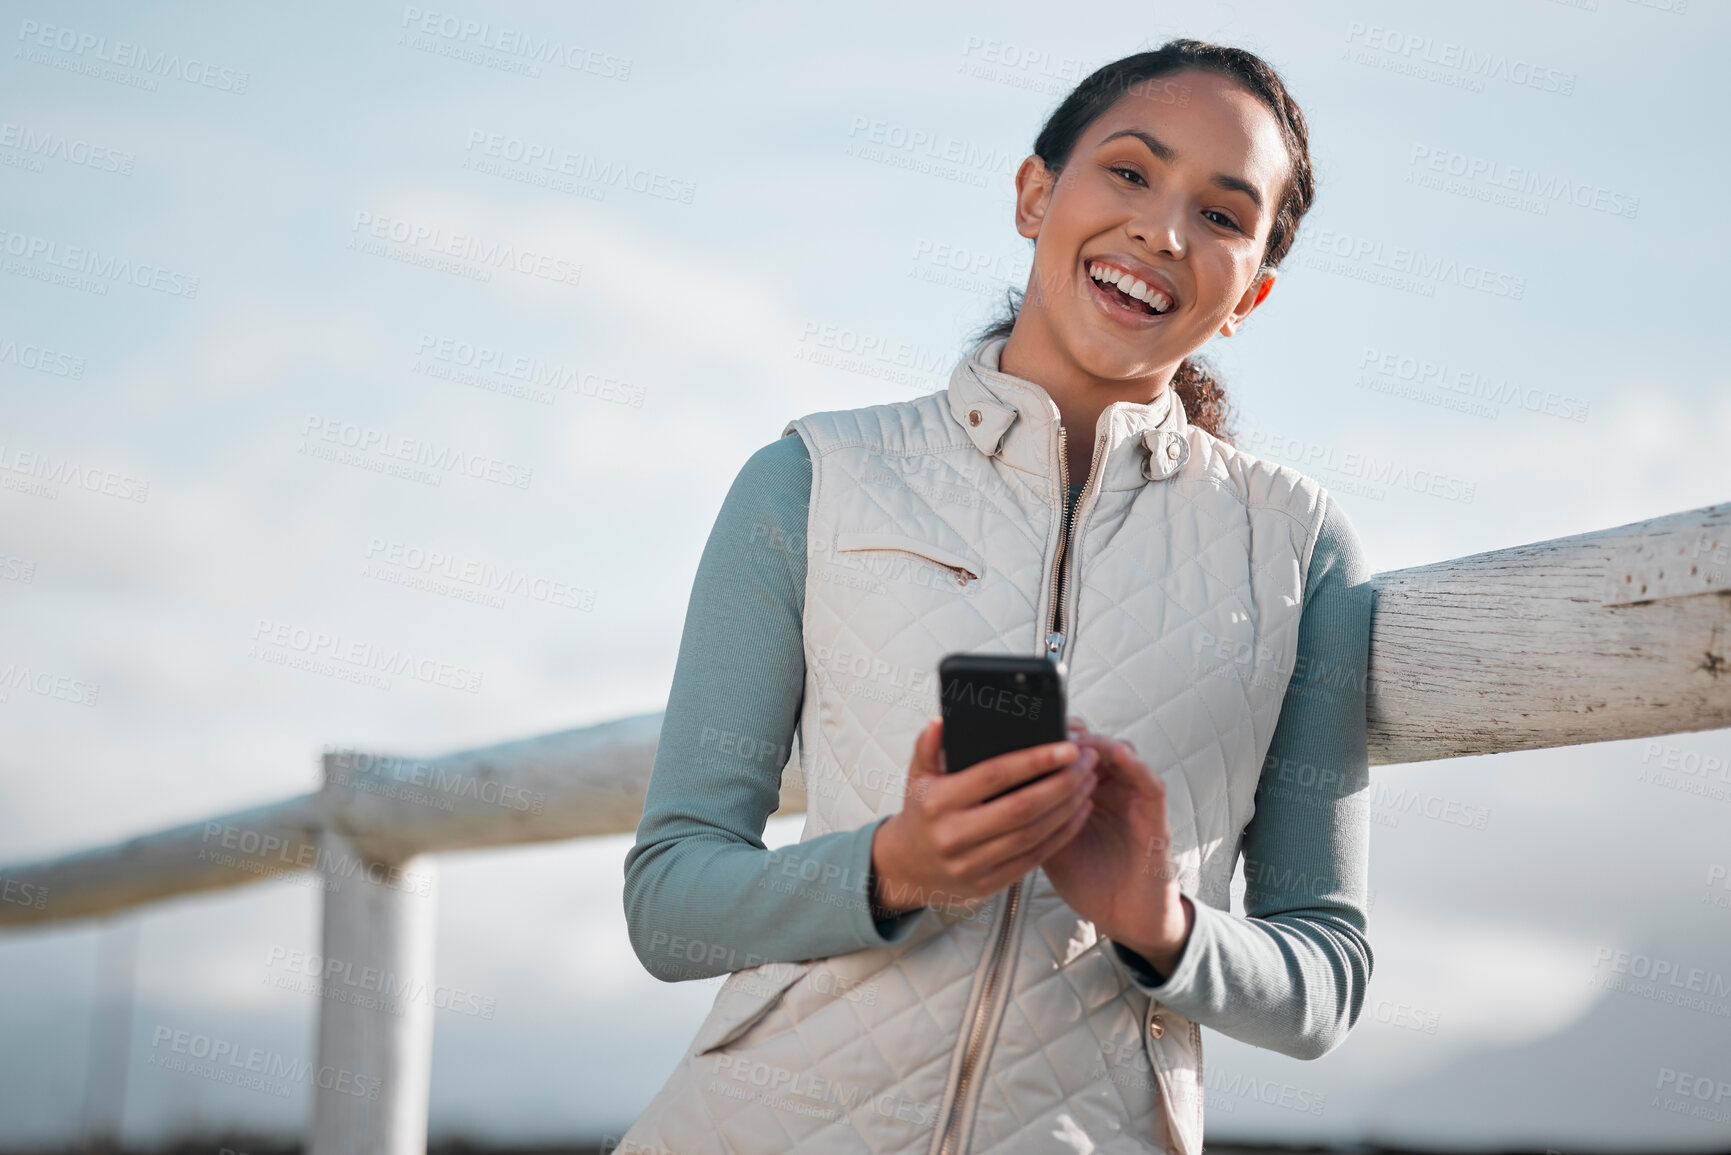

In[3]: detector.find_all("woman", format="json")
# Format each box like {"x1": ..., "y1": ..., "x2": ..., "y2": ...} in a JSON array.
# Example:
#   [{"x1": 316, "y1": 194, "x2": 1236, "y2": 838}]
[{"x1": 618, "y1": 39, "x2": 1373, "y2": 1155}]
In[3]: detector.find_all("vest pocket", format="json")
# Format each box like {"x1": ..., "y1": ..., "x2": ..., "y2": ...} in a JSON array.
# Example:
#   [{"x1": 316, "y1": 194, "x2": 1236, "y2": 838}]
[
  {"x1": 833, "y1": 530, "x2": 985, "y2": 585},
  {"x1": 690, "y1": 958, "x2": 816, "y2": 1056},
  {"x1": 1145, "y1": 1004, "x2": 1206, "y2": 1155}
]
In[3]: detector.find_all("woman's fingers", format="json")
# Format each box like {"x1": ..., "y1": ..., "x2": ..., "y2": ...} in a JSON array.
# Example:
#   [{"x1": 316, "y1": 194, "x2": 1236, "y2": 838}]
[
  {"x1": 1084, "y1": 738, "x2": 1163, "y2": 796},
  {"x1": 937, "y1": 747, "x2": 1096, "y2": 852},
  {"x1": 970, "y1": 793, "x2": 1095, "y2": 895},
  {"x1": 904, "y1": 719, "x2": 945, "y2": 789},
  {"x1": 890, "y1": 718, "x2": 1182, "y2": 906},
  {"x1": 946, "y1": 771, "x2": 1096, "y2": 878},
  {"x1": 939, "y1": 739, "x2": 1083, "y2": 809}
]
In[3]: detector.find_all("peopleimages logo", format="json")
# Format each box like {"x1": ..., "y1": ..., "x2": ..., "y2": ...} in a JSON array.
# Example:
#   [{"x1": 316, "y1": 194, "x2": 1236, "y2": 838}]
[
  {"x1": 414, "y1": 334, "x2": 644, "y2": 407},
  {"x1": 1593, "y1": 950, "x2": 1726, "y2": 988},
  {"x1": 462, "y1": 130, "x2": 694, "y2": 204},
  {"x1": 1408, "y1": 145, "x2": 1639, "y2": 219},
  {"x1": 348, "y1": 211, "x2": 582, "y2": 287},
  {"x1": 198, "y1": 820, "x2": 432, "y2": 895},
  {"x1": 1356, "y1": 346, "x2": 1590, "y2": 423},
  {"x1": 0, "y1": 876, "x2": 48, "y2": 910},
  {"x1": 263, "y1": 945, "x2": 496, "y2": 1019},
  {"x1": 398, "y1": 7, "x2": 631, "y2": 80},
  {"x1": 0, "y1": 334, "x2": 85, "y2": 378},
  {"x1": 300, "y1": 414, "x2": 534, "y2": 490},
  {"x1": 941, "y1": 675, "x2": 1046, "y2": 720},
  {"x1": 148, "y1": 1025, "x2": 380, "y2": 1100},
  {"x1": 1342, "y1": 21, "x2": 1576, "y2": 96},
  {"x1": 793, "y1": 320, "x2": 950, "y2": 392},
  {"x1": 248, "y1": 617, "x2": 485, "y2": 695},
  {"x1": 1298, "y1": 227, "x2": 1526, "y2": 300},
  {"x1": 325, "y1": 748, "x2": 548, "y2": 816},
  {"x1": 843, "y1": 115, "x2": 1016, "y2": 191},
  {"x1": 0, "y1": 443, "x2": 149, "y2": 503},
  {"x1": 955, "y1": 35, "x2": 1109, "y2": 97},
  {"x1": 363, "y1": 535, "x2": 596, "y2": 612},
  {"x1": 15, "y1": 19, "x2": 251, "y2": 94},
  {"x1": 0, "y1": 663, "x2": 100, "y2": 707},
  {"x1": 0, "y1": 120, "x2": 134, "y2": 175},
  {"x1": 1237, "y1": 427, "x2": 1478, "y2": 505},
  {"x1": 0, "y1": 224, "x2": 199, "y2": 298}
]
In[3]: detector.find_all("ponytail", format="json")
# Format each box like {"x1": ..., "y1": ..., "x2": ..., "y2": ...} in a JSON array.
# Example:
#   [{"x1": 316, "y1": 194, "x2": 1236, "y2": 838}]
[{"x1": 1169, "y1": 356, "x2": 1233, "y2": 445}]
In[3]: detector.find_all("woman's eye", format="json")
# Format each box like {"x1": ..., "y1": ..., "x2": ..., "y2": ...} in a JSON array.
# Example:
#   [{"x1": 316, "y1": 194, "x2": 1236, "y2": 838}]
[
  {"x1": 1110, "y1": 165, "x2": 1145, "y2": 186},
  {"x1": 1203, "y1": 209, "x2": 1241, "y2": 232}
]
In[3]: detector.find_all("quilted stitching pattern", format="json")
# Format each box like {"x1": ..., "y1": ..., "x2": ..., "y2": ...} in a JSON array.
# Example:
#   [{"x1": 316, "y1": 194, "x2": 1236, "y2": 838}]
[{"x1": 621, "y1": 340, "x2": 1326, "y2": 1155}]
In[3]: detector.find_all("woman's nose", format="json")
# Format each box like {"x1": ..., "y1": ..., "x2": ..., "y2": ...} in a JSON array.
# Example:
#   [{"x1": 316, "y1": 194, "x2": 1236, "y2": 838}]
[{"x1": 1130, "y1": 199, "x2": 1187, "y2": 260}]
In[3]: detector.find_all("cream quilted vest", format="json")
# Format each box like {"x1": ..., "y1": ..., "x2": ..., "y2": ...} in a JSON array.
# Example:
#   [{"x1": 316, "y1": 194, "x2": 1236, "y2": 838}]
[{"x1": 620, "y1": 337, "x2": 1327, "y2": 1155}]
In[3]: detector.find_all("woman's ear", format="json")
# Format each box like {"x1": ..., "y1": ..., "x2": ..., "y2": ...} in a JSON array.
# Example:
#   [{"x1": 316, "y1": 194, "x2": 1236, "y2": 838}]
[
  {"x1": 1014, "y1": 155, "x2": 1057, "y2": 241},
  {"x1": 1218, "y1": 269, "x2": 1276, "y2": 337}
]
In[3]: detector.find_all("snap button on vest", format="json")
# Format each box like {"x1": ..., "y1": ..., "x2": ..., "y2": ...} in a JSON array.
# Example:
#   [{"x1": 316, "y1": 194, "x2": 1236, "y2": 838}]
[
  {"x1": 1148, "y1": 1015, "x2": 1165, "y2": 1039},
  {"x1": 968, "y1": 409, "x2": 982, "y2": 426},
  {"x1": 1140, "y1": 428, "x2": 1191, "y2": 481}
]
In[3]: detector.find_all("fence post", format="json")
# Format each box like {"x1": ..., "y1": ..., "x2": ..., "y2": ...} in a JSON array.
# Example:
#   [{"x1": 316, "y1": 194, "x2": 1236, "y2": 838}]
[
  {"x1": 308, "y1": 829, "x2": 437, "y2": 1155},
  {"x1": 80, "y1": 916, "x2": 139, "y2": 1153}
]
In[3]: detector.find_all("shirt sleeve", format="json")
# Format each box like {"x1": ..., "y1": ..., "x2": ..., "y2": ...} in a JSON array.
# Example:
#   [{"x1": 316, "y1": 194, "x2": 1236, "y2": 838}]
[
  {"x1": 1105, "y1": 495, "x2": 1376, "y2": 1060},
  {"x1": 622, "y1": 433, "x2": 920, "y2": 984}
]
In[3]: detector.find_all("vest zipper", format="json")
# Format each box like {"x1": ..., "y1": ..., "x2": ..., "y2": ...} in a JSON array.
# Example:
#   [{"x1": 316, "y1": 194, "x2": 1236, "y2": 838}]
[
  {"x1": 935, "y1": 880, "x2": 1020, "y2": 1155},
  {"x1": 933, "y1": 420, "x2": 1106, "y2": 1155},
  {"x1": 1046, "y1": 426, "x2": 1107, "y2": 664}
]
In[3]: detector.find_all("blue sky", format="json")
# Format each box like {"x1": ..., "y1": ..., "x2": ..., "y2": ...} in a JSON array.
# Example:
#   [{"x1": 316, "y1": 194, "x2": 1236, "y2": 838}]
[{"x1": 2, "y1": 0, "x2": 1729, "y2": 1148}]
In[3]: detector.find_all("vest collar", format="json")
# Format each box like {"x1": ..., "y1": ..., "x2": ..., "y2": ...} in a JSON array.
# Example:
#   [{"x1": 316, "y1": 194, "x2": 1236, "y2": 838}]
[{"x1": 945, "y1": 336, "x2": 1191, "y2": 491}]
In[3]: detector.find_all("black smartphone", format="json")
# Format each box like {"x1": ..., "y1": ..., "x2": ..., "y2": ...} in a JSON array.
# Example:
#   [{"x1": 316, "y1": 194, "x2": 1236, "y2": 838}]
[{"x1": 938, "y1": 653, "x2": 1068, "y2": 797}]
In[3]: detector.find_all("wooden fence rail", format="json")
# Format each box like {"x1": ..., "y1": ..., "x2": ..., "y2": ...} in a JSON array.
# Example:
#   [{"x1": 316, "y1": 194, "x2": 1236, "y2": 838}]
[{"x1": 1, "y1": 502, "x2": 1726, "y2": 1154}]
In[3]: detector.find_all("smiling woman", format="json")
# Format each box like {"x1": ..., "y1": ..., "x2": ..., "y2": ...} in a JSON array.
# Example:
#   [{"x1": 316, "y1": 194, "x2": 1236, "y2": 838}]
[
  {"x1": 977, "y1": 43, "x2": 1316, "y2": 461},
  {"x1": 621, "y1": 39, "x2": 1371, "y2": 1155}
]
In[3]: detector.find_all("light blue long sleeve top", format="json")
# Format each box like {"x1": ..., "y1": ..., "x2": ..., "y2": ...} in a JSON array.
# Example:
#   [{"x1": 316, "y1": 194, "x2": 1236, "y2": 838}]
[{"x1": 623, "y1": 431, "x2": 1374, "y2": 1060}]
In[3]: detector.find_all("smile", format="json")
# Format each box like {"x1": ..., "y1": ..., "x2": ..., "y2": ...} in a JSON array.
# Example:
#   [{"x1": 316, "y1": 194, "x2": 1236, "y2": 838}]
[{"x1": 1085, "y1": 259, "x2": 1175, "y2": 321}]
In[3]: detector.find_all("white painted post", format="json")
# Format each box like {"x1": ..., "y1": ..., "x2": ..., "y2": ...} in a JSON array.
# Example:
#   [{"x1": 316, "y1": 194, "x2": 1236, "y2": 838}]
[
  {"x1": 308, "y1": 829, "x2": 437, "y2": 1155},
  {"x1": 80, "y1": 917, "x2": 139, "y2": 1153}
]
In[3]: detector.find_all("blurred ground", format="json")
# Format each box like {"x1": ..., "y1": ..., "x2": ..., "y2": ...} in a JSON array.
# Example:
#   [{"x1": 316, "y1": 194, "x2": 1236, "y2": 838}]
[{"x1": 16, "y1": 1141, "x2": 1731, "y2": 1155}]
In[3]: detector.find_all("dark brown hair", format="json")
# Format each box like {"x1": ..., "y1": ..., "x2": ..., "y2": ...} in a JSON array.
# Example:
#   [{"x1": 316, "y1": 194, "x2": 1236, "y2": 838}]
[{"x1": 973, "y1": 39, "x2": 1317, "y2": 443}]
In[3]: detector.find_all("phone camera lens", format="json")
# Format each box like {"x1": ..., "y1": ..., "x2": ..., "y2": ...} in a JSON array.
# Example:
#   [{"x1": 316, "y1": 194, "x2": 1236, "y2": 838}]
[{"x1": 1014, "y1": 672, "x2": 1026, "y2": 683}]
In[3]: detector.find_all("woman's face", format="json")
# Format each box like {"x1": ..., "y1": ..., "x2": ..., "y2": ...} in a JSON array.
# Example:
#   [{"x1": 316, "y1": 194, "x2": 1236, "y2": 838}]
[{"x1": 1012, "y1": 68, "x2": 1292, "y2": 385}]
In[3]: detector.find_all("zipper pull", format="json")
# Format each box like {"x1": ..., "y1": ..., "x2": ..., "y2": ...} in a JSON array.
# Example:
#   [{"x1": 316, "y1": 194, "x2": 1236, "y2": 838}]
[{"x1": 1045, "y1": 631, "x2": 1066, "y2": 662}]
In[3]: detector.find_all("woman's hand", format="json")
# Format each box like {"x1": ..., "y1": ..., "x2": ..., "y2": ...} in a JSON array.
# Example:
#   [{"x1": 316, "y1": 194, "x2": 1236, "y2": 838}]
[
  {"x1": 1040, "y1": 726, "x2": 1195, "y2": 978},
  {"x1": 870, "y1": 718, "x2": 1098, "y2": 918}
]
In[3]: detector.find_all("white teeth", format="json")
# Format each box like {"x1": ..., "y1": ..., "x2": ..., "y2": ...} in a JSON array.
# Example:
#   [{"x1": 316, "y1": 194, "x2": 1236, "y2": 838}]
[{"x1": 1089, "y1": 262, "x2": 1171, "y2": 313}]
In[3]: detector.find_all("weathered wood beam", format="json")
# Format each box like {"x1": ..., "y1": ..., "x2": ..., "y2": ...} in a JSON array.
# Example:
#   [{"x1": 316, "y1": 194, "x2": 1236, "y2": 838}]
[
  {"x1": 1366, "y1": 502, "x2": 1730, "y2": 763},
  {"x1": 0, "y1": 715, "x2": 665, "y2": 929},
  {"x1": 0, "y1": 795, "x2": 328, "y2": 927},
  {"x1": 319, "y1": 711, "x2": 664, "y2": 864}
]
